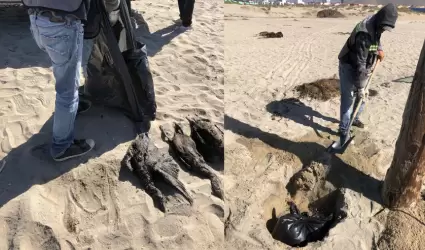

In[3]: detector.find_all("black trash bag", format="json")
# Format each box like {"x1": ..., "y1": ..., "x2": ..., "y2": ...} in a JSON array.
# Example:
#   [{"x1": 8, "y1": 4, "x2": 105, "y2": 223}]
[
  {"x1": 85, "y1": 27, "x2": 129, "y2": 113},
  {"x1": 271, "y1": 202, "x2": 335, "y2": 247},
  {"x1": 83, "y1": 0, "x2": 156, "y2": 131},
  {"x1": 122, "y1": 41, "x2": 156, "y2": 120}
]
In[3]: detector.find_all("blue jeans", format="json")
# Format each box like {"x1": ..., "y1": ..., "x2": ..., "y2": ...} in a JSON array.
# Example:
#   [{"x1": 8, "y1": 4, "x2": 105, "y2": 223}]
[
  {"x1": 338, "y1": 62, "x2": 365, "y2": 135},
  {"x1": 29, "y1": 12, "x2": 94, "y2": 157}
]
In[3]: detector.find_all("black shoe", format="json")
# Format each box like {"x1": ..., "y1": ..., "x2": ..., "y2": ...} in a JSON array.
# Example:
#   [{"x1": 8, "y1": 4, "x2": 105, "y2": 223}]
[
  {"x1": 77, "y1": 99, "x2": 91, "y2": 115},
  {"x1": 53, "y1": 139, "x2": 95, "y2": 162},
  {"x1": 352, "y1": 119, "x2": 365, "y2": 128}
]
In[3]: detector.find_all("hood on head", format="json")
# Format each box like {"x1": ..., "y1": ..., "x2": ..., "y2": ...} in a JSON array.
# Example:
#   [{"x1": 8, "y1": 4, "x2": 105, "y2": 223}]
[{"x1": 374, "y1": 3, "x2": 398, "y2": 29}]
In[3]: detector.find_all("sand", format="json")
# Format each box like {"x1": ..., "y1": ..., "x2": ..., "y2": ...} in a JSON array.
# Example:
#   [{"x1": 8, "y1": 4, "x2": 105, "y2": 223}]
[
  {"x1": 224, "y1": 4, "x2": 425, "y2": 250},
  {"x1": 0, "y1": 0, "x2": 224, "y2": 249}
]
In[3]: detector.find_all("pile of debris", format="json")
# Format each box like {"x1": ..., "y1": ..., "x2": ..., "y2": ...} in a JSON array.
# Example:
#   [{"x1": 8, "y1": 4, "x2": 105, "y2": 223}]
[
  {"x1": 317, "y1": 9, "x2": 345, "y2": 18},
  {"x1": 295, "y1": 77, "x2": 340, "y2": 101}
]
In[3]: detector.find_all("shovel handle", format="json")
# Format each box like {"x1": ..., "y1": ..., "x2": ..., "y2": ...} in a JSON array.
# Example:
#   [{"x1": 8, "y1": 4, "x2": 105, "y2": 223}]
[
  {"x1": 348, "y1": 60, "x2": 380, "y2": 128},
  {"x1": 364, "y1": 59, "x2": 380, "y2": 92}
]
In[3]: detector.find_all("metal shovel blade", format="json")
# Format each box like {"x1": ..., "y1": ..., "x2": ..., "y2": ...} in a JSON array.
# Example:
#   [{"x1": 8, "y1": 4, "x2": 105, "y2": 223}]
[{"x1": 327, "y1": 135, "x2": 355, "y2": 154}]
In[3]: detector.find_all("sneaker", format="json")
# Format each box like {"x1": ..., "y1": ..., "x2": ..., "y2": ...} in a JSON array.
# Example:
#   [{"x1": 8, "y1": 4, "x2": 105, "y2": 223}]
[
  {"x1": 352, "y1": 119, "x2": 365, "y2": 128},
  {"x1": 53, "y1": 139, "x2": 95, "y2": 162},
  {"x1": 77, "y1": 99, "x2": 91, "y2": 115}
]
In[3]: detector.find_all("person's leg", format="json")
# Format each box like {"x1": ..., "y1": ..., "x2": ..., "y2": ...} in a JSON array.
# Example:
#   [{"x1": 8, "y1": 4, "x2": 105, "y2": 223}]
[
  {"x1": 181, "y1": 0, "x2": 195, "y2": 27},
  {"x1": 338, "y1": 62, "x2": 356, "y2": 138},
  {"x1": 30, "y1": 12, "x2": 94, "y2": 161},
  {"x1": 352, "y1": 100, "x2": 366, "y2": 128},
  {"x1": 178, "y1": 0, "x2": 185, "y2": 21}
]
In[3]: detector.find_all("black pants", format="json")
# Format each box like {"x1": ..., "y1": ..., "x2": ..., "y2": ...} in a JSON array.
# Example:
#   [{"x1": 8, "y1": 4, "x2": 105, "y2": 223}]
[{"x1": 178, "y1": 0, "x2": 195, "y2": 27}]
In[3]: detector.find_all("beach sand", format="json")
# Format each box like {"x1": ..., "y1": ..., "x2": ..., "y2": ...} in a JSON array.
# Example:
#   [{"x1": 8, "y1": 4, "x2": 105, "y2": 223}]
[
  {"x1": 224, "y1": 4, "x2": 425, "y2": 250},
  {"x1": 0, "y1": 0, "x2": 224, "y2": 249}
]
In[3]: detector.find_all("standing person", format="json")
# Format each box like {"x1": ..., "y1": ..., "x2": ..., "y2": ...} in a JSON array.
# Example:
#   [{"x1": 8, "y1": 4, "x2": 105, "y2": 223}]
[
  {"x1": 177, "y1": 0, "x2": 195, "y2": 29},
  {"x1": 22, "y1": 0, "x2": 120, "y2": 161},
  {"x1": 337, "y1": 3, "x2": 397, "y2": 146}
]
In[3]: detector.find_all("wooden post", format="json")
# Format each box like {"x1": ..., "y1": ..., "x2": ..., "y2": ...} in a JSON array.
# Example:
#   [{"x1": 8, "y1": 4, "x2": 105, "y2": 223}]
[{"x1": 382, "y1": 40, "x2": 425, "y2": 208}]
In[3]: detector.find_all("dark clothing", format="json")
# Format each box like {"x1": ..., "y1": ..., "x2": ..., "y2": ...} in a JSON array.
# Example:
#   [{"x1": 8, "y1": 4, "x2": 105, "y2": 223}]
[
  {"x1": 22, "y1": 0, "x2": 119, "y2": 21},
  {"x1": 22, "y1": 0, "x2": 89, "y2": 21},
  {"x1": 22, "y1": 0, "x2": 120, "y2": 39},
  {"x1": 178, "y1": 0, "x2": 195, "y2": 27},
  {"x1": 338, "y1": 3, "x2": 397, "y2": 88}
]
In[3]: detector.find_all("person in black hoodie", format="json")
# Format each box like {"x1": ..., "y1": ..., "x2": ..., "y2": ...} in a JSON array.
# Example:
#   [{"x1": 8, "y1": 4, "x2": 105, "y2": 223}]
[
  {"x1": 22, "y1": 0, "x2": 119, "y2": 161},
  {"x1": 337, "y1": 3, "x2": 398, "y2": 146}
]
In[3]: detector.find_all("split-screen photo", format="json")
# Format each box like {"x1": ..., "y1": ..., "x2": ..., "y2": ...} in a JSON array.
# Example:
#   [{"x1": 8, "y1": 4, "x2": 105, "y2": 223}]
[{"x1": 0, "y1": 0, "x2": 424, "y2": 249}]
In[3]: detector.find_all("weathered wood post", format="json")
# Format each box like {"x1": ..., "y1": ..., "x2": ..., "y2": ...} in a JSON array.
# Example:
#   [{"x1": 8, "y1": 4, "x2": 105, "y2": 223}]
[{"x1": 382, "y1": 40, "x2": 425, "y2": 208}]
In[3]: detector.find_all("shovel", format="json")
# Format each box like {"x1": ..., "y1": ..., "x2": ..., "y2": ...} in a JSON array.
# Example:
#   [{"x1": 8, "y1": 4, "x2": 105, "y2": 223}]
[{"x1": 328, "y1": 59, "x2": 380, "y2": 154}]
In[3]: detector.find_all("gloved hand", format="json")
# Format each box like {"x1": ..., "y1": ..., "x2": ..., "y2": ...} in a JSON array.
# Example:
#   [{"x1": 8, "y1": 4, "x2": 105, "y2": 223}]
[
  {"x1": 366, "y1": 69, "x2": 373, "y2": 77},
  {"x1": 378, "y1": 50, "x2": 384, "y2": 62},
  {"x1": 356, "y1": 88, "x2": 366, "y2": 99}
]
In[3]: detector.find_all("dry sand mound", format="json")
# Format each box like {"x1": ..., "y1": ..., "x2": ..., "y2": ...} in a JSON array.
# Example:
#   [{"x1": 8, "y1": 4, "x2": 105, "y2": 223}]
[{"x1": 377, "y1": 202, "x2": 425, "y2": 250}]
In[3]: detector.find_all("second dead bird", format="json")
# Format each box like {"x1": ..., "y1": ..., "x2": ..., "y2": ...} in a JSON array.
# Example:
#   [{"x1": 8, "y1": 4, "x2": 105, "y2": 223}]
[
  {"x1": 160, "y1": 123, "x2": 225, "y2": 200},
  {"x1": 122, "y1": 133, "x2": 193, "y2": 212},
  {"x1": 186, "y1": 116, "x2": 224, "y2": 165}
]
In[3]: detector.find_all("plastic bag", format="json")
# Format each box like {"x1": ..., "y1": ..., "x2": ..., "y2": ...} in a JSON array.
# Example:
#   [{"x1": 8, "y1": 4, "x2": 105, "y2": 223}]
[
  {"x1": 84, "y1": 0, "x2": 156, "y2": 130},
  {"x1": 122, "y1": 41, "x2": 156, "y2": 120},
  {"x1": 271, "y1": 202, "x2": 334, "y2": 247}
]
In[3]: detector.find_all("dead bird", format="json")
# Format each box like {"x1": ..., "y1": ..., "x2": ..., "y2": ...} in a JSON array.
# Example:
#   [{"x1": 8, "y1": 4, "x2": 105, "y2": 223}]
[
  {"x1": 121, "y1": 133, "x2": 193, "y2": 212},
  {"x1": 258, "y1": 31, "x2": 283, "y2": 38},
  {"x1": 186, "y1": 116, "x2": 224, "y2": 164},
  {"x1": 160, "y1": 123, "x2": 225, "y2": 200}
]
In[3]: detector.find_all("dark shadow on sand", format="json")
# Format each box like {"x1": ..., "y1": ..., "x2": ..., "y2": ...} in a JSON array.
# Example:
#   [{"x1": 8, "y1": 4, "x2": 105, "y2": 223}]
[
  {"x1": 393, "y1": 76, "x2": 414, "y2": 83},
  {"x1": 0, "y1": 106, "x2": 137, "y2": 208},
  {"x1": 224, "y1": 115, "x2": 383, "y2": 205},
  {"x1": 0, "y1": 5, "x2": 51, "y2": 69},
  {"x1": 266, "y1": 98, "x2": 339, "y2": 137},
  {"x1": 131, "y1": 11, "x2": 188, "y2": 57}
]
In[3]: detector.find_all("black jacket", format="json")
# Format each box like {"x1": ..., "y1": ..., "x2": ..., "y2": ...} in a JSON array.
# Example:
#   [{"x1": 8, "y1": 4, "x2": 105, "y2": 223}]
[{"x1": 338, "y1": 3, "x2": 398, "y2": 88}]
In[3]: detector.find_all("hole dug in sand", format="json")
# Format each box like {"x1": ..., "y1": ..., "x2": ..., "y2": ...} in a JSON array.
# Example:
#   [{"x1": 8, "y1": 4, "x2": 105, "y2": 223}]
[{"x1": 267, "y1": 152, "x2": 347, "y2": 247}]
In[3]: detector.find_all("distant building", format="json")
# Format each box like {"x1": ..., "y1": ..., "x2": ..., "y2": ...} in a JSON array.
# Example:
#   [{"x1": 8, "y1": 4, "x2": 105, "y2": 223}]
[{"x1": 286, "y1": 0, "x2": 305, "y2": 4}]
